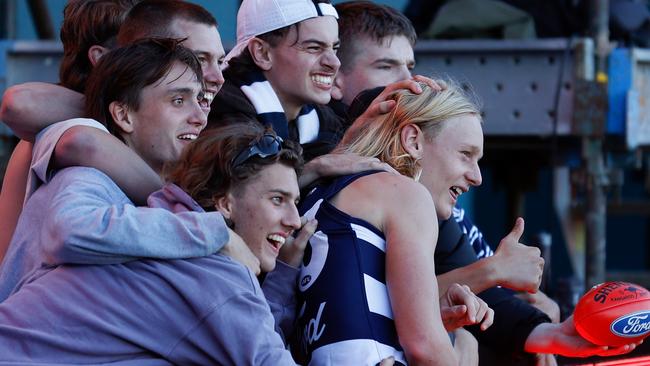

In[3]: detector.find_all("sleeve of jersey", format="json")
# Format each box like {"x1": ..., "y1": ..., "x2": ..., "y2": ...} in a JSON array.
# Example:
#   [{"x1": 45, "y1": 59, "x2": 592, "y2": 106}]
[
  {"x1": 27, "y1": 118, "x2": 108, "y2": 202},
  {"x1": 168, "y1": 290, "x2": 298, "y2": 365},
  {"x1": 466, "y1": 287, "x2": 551, "y2": 356},
  {"x1": 42, "y1": 169, "x2": 229, "y2": 265},
  {"x1": 261, "y1": 261, "x2": 299, "y2": 343}
]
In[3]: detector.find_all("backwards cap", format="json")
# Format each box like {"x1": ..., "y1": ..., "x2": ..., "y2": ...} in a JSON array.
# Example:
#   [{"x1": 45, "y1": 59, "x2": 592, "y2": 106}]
[{"x1": 225, "y1": 0, "x2": 338, "y2": 62}]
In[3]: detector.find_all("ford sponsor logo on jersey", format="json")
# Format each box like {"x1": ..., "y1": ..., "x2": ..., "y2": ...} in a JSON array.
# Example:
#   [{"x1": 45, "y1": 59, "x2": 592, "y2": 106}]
[{"x1": 611, "y1": 311, "x2": 650, "y2": 337}]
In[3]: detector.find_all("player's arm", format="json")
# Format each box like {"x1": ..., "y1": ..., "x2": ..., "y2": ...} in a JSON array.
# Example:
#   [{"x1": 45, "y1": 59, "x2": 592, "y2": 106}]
[
  {"x1": 379, "y1": 175, "x2": 458, "y2": 366},
  {"x1": 0, "y1": 82, "x2": 84, "y2": 142}
]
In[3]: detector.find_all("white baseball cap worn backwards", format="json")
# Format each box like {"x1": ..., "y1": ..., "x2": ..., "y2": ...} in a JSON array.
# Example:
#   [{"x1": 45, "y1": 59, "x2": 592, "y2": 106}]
[{"x1": 225, "y1": 0, "x2": 339, "y2": 62}]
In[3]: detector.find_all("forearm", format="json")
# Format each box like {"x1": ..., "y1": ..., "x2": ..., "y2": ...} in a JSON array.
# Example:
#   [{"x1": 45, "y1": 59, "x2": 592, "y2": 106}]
[
  {"x1": 1, "y1": 82, "x2": 84, "y2": 141},
  {"x1": 0, "y1": 141, "x2": 32, "y2": 261},
  {"x1": 297, "y1": 159, "x2": 322, "y2": 189},
  {"x1": 437, "y1": 257, "x2": 500, "y2": 295},
  {"x1": 54, "y1": 126, "x2": 162, "y2": 204},
  {"x1": 43, "y1": 171, "x2": 229, "y2": 265}
]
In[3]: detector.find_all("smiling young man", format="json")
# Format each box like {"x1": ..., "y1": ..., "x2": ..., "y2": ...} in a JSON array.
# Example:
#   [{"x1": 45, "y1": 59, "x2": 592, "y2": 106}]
[
  {"x1": 208, "y1": 0, "x2": 344, "y2": 161},
  {"x1": 116, "y1": 0, "x2": 226, "y2": 111},
  {"x1": 0, "y1": 0, "x2": 265, "y2": 282},
  {"x1": 0, "y1": 39, "x2": 239, "y2": 303},
  {"x1": 331, "y1": 1, "x2": 416, "y2": 110},
  {"x1": 0, "y1": 0, "x2": 229, "y2": 252},
  {"x1": 0, "y1": 96, "x2": 304, "y2": 363}
]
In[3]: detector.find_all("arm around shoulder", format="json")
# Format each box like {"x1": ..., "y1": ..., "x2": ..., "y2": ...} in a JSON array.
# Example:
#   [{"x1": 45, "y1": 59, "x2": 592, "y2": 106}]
[
  {"x1": 1, "y1": 82, "x2": 84, "y2": 141},
  {"x1": 54, "y1": 126, "x2": 162, "y2": 204},
  {"x1": 42, "y1": 169, "x2": 229, "y2": 265}
]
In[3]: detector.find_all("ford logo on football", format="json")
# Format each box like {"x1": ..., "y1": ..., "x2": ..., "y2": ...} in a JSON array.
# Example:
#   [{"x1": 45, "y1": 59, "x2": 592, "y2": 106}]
[{"x1": 611, "y1": 311, "x2": 650, "y2": 337}]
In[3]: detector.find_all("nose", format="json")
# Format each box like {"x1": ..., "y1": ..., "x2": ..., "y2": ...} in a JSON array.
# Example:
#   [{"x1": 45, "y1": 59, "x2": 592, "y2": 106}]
[
  {"x1": 283, "y1": 203, "x2": 302, "y2": 231},
  {"x1": 467, "y1": 162, "x2": 482, "y2": 186},
  {"x1": 322, "y1": 48, "x2": 341, "y2": 73},
  {"x1": 189, "y1": 99, "x2": 208, "y2": 130},
  {"x1": 203, "y1": 60, "x2": 225, "y2": 93},
  {"x1": 397, "y1": 65, "x2": 411, "y2": 81}
]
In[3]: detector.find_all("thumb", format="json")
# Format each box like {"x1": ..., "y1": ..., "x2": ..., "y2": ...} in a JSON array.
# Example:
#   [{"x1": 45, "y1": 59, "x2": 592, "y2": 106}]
[{"x1": 506, "y1": 217, "x2": 525, "y2": 242}]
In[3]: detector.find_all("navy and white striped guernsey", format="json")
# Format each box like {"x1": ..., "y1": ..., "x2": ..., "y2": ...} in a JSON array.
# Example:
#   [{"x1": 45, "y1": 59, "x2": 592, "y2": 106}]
[{"x1": 293, "y1": 171, "x2": 406, "y2": 366}]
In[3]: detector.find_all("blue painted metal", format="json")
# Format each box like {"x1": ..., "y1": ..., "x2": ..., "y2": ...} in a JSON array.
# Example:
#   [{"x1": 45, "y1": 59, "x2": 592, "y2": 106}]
[{"x1": 607, "y1": 48, "x2": 631, "y2": 135}]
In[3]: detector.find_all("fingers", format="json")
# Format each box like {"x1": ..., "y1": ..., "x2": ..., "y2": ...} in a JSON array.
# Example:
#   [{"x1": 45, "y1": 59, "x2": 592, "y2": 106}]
[
  {"x1": 279, "y1": 218, "x2": 317, "y2": 268},
  {"x1": 479, "y1": 304, "x2": 494, "y2": 331},
  {"x1": 446, "y1": 284, "x2": 493, "y2": 330},
  {"x1": 595, "y1": 341, "x2": 642, "y2": 357},
  {"x1": 368, "y1": 159, "x2": 399, "y2": 175},
  {"x1": 380, "y1": 79, "x2": 422, "y2": 96},
  {"x1": 364, "y1": 99, "x2": 396, "y2": 118},
  {"x1": 412, "y1": 75, "x2": 446, "y2": 91},
  {"x1": 458, "y1": 283, "x2": 493, "y2": 330},
  {"x1": 293, "y1": 218, "x2": 318, "y2": 248},
  {"x1": 441, "y1": 304, "x2": 468, "y2": 320}
]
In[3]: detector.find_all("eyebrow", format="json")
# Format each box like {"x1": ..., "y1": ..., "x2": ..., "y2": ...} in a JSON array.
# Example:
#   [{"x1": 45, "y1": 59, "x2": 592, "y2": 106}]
[
  {"x1": 373, "y1": 58, "x2": 415, "y2": 67},
  {"x1": 166, "y1": 87, "x2": 202, "y2": 98},
  {"x1": 270, "y1": 188, "x2": 300, "y2": 201},
  {"x1": 300, "y1": 39, "x2": 340, "y2": 48},
  {"x1": 194, "y1": 50, "x2": 225, "y2": 60}
]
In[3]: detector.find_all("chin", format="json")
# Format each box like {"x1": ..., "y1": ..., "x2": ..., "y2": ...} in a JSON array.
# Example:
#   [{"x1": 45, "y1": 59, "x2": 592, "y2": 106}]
[
  {"x1": 309, "y1": 92, "x2": 332, "y2": 105},
  {"x1": 437, "y1": 204, "x2": 453, "y2": 221},
  {"x1": 261, "y1": 259, "x2": 277, "y2": 273}
]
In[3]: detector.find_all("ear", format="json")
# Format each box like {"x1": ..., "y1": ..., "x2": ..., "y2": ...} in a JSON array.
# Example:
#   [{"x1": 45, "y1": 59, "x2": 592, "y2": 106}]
[
  {"x1": 401, "y1": 123, "x2": 425, "y2": 160},
  {"x1": 109, "y1": 101, "x2": 135, "y2": 134},
  {"x1": 88, "y1": 45, "x2": 110, "y2": 66},
  {"x1": 248, "y1": 37, "x2": 273, "y2": 71},
  {"x1": 213, "y1": 193, "x2": 235, "y2": 221},
  {"x1": 331, "y1": 73, "x2": 344, "y2": 101}
]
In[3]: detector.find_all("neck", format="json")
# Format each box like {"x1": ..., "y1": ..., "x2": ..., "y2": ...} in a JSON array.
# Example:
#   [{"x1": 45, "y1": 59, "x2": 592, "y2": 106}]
[{"x1": 265, "y1": 72, "x2": 302, "y2": 121}]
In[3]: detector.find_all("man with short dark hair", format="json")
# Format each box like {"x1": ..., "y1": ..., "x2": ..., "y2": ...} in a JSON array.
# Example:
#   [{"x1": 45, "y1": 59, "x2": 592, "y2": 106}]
[{"x1": 0, "y1": 41, "x2": 298, "y2": 365}]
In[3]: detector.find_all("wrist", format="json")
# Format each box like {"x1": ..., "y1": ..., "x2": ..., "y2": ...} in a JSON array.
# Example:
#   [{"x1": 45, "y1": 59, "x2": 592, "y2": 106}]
[{"x1": 481, "y1": 255, "x2": 502, "y2": 287}]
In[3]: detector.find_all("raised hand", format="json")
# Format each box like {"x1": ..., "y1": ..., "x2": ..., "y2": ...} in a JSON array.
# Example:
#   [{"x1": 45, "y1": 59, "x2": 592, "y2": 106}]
[
  {"x1": 492, "y1": 217, "x2": 544, "y2": 293},
  {"x1": 354, "y1": 75, "x2": 445, "y2": 122},
  {"x1": 440, "y1": 283, "x2": 494, "y2": 331},
  {"x1": 278, "y1": 218, "x2": 318, "y2": 268},
  {"x1": 220, "y1": 228, "x2": 260, "y2": 275}
]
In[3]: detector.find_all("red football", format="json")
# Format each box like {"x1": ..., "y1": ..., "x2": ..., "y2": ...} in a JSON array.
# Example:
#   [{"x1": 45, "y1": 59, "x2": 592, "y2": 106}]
[{"x1": 574, "y1": 281, "x2": 650, "y2": 346}]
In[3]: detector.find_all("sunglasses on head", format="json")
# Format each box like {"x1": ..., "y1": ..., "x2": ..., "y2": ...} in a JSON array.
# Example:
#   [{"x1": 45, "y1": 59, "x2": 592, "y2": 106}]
[{"x1": 231, "y1": 133, "x2": 284, "y2": 169}]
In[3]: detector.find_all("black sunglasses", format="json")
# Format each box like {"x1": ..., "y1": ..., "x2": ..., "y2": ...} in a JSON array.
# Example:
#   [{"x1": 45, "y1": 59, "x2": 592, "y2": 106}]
[{"x1": 231, "y1": 133, "x2": 284, "y2": 168}]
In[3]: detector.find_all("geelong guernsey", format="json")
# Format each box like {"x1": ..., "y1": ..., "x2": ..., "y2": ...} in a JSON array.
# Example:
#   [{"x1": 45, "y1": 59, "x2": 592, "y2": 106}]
[{"x1": 294, "y1": 171, "x2": 406, "y2": 366}]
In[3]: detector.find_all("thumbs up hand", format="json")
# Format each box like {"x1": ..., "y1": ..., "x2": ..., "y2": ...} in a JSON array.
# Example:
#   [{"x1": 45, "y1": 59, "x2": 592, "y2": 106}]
[{"x1": 492, "y1": 218, "x2": 545, "y2": 293}]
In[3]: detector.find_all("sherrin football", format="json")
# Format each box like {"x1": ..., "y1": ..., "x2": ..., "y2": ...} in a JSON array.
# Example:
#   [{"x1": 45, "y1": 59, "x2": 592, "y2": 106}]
[{"x1": 574, "y1": 281, "x2": 650, "y2": 346}]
